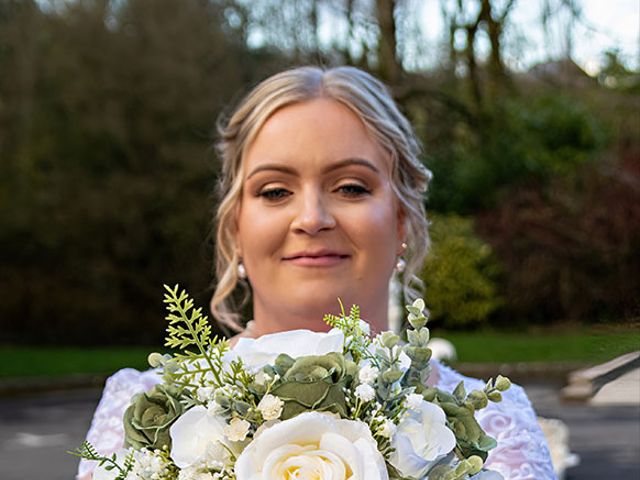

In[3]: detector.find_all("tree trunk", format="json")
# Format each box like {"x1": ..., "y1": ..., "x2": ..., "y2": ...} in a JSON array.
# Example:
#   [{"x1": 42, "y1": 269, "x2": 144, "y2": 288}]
[{"x1": 375, "y1": 0, "x2": 401, "y2": 84}]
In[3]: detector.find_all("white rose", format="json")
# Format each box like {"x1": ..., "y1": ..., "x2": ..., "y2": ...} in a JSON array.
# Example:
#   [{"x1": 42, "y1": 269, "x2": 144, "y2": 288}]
[
  {"x1": 257, "y1": 393, "x2": 284, "y2": 421},
  {"x1": 169, "y1": 406, "x2": 236, "y2": 469},
  {"x1": 405, "y1": 393, "x2": 424, "y2": 410},
  {"x1": 389, "y1": 400, "x2": 456, "y2": 479},
  {"x1": 235, "y1": 411, "x2": 388, "y2": 480},
  {"x1": 232, "y1": 329, "x2": 344, "y2": 372}
]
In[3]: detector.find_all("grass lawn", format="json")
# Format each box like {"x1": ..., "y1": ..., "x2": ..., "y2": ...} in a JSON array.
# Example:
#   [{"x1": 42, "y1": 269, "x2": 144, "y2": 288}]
[
  {"x1": 1, "y1": 329, "x2": 639, "y2": 378},
  {"x1": 0, "y1": 346, "x2": 153, "y2": 378},
  {"x1": 437, "y1": 329, "x2": 640, "y2": 364}
]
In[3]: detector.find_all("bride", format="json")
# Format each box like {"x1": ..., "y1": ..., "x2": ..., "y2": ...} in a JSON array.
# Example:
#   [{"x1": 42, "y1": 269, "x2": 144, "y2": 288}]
[{"x1": 78, "y1": 66, "x2": 556, "y2": 479}]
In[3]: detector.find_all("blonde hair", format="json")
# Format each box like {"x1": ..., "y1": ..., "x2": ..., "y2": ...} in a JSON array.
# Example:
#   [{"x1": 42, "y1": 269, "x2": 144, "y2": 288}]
[{"x1": 211, "y1": 66, "x2": 431, "y2": 331}]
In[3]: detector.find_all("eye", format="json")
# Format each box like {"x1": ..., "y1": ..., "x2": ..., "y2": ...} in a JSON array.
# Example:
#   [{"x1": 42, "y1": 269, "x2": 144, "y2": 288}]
[
  {"x1": 259, "y1": 187, "x2": 291, "y2": 201},
  {"x1": 336, "y1": 183, "x2": 371, "y2": 198}
]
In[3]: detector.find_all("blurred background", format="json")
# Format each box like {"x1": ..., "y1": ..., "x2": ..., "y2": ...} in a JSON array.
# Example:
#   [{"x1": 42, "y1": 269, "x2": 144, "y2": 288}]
[{"x1": 0, "y1": 0, "x2": 638, "y2": 478}]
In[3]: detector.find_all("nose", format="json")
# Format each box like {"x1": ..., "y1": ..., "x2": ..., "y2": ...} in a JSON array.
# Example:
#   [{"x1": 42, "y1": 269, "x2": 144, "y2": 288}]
[{"x1": 291, "y1": 189, "x2": 336, "y2": 235}]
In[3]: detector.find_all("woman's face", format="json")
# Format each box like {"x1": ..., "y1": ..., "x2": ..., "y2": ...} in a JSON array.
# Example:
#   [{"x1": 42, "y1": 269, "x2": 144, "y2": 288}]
[{"x1": 236, "y1": 98, "x2": 404, "y2": 331}]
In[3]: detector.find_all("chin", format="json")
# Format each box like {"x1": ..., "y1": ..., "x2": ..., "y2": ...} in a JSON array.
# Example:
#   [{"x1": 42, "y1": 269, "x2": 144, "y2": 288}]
[{"x1": 291, "y1": 290, "x2": 353, "y2": 315}]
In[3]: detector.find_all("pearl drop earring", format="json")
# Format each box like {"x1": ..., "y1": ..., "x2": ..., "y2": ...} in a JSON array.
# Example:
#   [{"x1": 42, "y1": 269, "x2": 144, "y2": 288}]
[
  {"x1": 395, "y1": 242, "x2": 408, "y2": 273},
  {"x1": 237, "y1": 262, "x2": 247, "y2": 279}
]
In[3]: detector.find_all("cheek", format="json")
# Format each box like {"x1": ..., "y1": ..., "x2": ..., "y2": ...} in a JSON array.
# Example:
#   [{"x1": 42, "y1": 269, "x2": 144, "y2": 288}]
[
  {"x1": 341, "y1": 197, "x2": 399, "y2": 259},
  {"x1": 237, "y1": 203, "x2": 288, "y2": 264}
]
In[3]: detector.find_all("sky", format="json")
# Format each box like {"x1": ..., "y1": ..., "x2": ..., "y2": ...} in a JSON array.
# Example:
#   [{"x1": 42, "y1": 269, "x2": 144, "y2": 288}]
[{"x1": 419, "y1": 0, "x2": 640, "y2": 73}]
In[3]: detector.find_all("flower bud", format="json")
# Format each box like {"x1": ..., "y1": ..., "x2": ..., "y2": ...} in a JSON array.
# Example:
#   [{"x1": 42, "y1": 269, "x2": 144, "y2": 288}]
[
  {"x1": 495, "y1": 375, "x2": 511, "y2": 391},
  {"x1": 147, "y1": 352, "x2": 165, "y2": 368},
  {"x1": 467, "y1": 455, "x2": 484, "y2": 474},
  {"x1": 487, "y1": 391, "x2": 502, "y2": 402},
  {"x1": 467, "y1": 390, "x2": 488, "y2": 410}
]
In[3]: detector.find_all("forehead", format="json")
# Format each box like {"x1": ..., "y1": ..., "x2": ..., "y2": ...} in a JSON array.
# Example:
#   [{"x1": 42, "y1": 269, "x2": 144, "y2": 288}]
[{"x1": 242, "y1": 98, "x2": 390, "y2": 175}]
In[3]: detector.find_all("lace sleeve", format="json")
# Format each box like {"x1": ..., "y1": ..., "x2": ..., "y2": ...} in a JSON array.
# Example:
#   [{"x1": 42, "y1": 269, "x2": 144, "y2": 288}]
[
  {"x1": 435, "y1": 362, "x2": 557, "y2": 480},
  {"x1": 76, "y1": 368, "x2": 162, "y2": 480}
]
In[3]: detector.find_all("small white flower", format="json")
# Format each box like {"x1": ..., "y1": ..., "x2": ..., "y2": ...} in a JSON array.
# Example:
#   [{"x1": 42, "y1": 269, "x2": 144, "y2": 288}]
[
  {"x1": 223, "y1": 417, "x2": 251, "y2": 442},
  {"x1": 377, "y1": 418, "x2": 397, "y2": 438},
  {"x1": 358, "y1": 364, "x2": 379, "y2": 385},
  {"x1": 253, "y1": 371, "x2": 271, "y2": 386},
  {"x1": 129, "y1": 449, "x2": 172, "y2": 480},
  {"x1": 358, "y1": 319, "x2": 371, "y2": 336},
  {"x1": 355, "y1": 383, "x2": 376, "y2": 402},
  {"x1": 197, "y1": 386, "x2": 215, "y2": 403},
  {"x1": 178, "y1": 467, "x2": 220, "y2": 480},
  {"x1": 257, "y1": 394, "x2": 284, "y2": 421},
  {"x1": 405, "y1": 393, "x2": 423, "y2": 410}
]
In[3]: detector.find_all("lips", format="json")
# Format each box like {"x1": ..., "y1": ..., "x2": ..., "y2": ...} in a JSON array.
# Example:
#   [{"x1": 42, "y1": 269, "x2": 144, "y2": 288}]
[{"x1": 282, "y1": 250, "x2": 350, "y2": 267}]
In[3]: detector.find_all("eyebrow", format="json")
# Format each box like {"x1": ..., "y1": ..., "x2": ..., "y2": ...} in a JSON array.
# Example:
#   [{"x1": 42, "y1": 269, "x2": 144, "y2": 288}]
[{"x1": 246, "y1": 157, "x2": 380, "y2": 179}]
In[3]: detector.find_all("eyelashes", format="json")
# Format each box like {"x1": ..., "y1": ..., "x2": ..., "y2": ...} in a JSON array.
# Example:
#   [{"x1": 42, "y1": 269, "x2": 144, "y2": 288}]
[
  {"x1": 258, "y1": 183, "x2": 371, "y2": 202},
  {"x1": 336, "y1": 184, "x2": 371, "y2": 197},
  {"x1": 259, "y1": 188, "x2": 291, "y2": 201}
]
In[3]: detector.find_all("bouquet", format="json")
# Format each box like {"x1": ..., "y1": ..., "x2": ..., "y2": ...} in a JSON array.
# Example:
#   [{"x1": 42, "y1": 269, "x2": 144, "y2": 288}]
[{"x1": 71, "y1": 285, "x2": 511, "y2": 480}]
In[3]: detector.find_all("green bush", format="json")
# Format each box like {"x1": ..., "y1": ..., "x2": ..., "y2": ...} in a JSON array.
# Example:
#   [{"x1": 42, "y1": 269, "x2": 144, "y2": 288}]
[
  {"x1": 426, "y1": 94, "x2": 609, "y2": 213},
  {"x1": 421, "y1": 214, "x2": 502, "y2": 328},
  {"x1": 476, "y1": 157, "x2": 640, "y2": 324}
]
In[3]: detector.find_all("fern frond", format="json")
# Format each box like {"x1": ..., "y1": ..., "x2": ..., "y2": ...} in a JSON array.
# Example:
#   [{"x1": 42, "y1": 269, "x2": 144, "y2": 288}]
[{"x1": 162, "y1": 284, "x2": 222, "y2": 386}]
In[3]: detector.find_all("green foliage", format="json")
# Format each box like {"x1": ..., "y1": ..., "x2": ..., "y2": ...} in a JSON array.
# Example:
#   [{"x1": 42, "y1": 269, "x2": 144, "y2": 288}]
[
  {"x1": 162, "y1": 284, "x2": 230, "y2": 389},
  {"x1": 68, "y1": 441, "x2": 134, "y2": 480},
  {"x1": 426, "y1": 94, "x2": 609, "y2": 213},
  {"x1": 598, "y1": 48, "x2": 640, "y2": 92},
  {"x1": 0, "y1": 0, "x2": 285, "y2": 345},
  {"x1": 324, "y1": 299, "x2": 371, "y2": 364},
  {"x1": 421, "y1": 215, "x2": 502, "y2": 328}
]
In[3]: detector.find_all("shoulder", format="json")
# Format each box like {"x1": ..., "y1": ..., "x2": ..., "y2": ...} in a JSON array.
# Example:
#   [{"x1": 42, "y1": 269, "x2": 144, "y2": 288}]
[
  {"x1": 76, "y1": 368, "x2": 161, "y2": 479},
  {"x1": 434, "y1": 361, "x2": 557, "y2": 480},
  {"x1": 102, "y1": 367, "x2": 162, "y2": 394}
]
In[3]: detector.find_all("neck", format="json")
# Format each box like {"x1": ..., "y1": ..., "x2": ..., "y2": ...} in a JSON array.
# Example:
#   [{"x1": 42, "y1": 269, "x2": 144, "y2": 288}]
[{"x1": 251, "y1": 296, "x2": 389, "y2": 338}]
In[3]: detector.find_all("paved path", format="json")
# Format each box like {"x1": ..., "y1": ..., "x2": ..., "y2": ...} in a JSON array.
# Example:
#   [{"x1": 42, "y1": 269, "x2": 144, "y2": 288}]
[
  {"x1": 0, "y1": 383, "x2": 638, "y2": 479},
  {"x1": 527, "y1": 380, "x2": 640, "y2": 479}
]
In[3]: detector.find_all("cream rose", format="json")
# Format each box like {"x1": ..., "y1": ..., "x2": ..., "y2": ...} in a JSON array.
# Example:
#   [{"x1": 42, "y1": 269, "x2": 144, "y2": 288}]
[
  {"x1": 234, "y1": 411, "x2": 388, "y2": 480},
  {"x1": 389, "y1": 400, "x2": 457, "y2": 479},
  {"x1": 232, "y1": 329, "x2": 344, "y2": 372}
]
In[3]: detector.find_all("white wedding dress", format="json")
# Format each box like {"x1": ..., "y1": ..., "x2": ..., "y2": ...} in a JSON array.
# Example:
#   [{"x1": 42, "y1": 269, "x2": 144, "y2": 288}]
[{"x1": 77, "y1": 360, "x2": 556, "y2": 480}]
